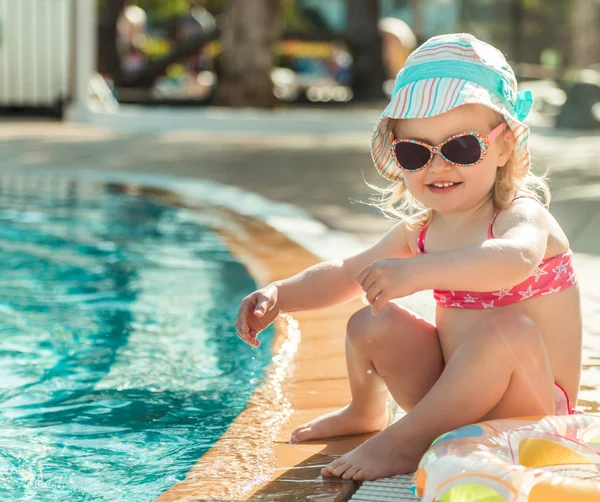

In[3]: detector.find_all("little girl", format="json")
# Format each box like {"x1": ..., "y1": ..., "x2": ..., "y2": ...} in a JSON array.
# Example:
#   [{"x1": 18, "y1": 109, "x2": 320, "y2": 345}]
[{"x1": 235, "y1": 33, "x2": 583, "y2": 481}]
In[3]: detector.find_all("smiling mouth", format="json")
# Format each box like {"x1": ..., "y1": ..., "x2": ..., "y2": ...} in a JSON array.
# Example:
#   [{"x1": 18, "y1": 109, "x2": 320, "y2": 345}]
[{"x1": 427, "y1": 182, "x2": 462, "y2": 188}]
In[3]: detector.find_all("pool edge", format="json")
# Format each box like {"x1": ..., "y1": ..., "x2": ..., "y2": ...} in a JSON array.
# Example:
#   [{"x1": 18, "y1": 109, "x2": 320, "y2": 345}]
[{"x1": 155, "y1": 209, "x2": 367, "y2": 501}]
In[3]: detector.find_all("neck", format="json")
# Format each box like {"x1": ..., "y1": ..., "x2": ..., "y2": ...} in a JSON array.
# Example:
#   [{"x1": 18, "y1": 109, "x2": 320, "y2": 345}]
[{"x1": 431, "y1": 194, "x2": 494, "y2": 229}]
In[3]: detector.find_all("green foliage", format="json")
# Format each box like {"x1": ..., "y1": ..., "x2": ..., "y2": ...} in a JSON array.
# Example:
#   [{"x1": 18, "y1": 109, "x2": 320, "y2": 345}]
[
  {"x1": 137, "y1": 0, "x2": 190, "y2": 21},
  {"x1": 166, "y1": 63, "x2": 186, "y2": 79},
  {"x1": 467, "y1": 0, "x2": 574, "y2": 65},
  {"x1": 541, "y1": 48, "x2": 562, "y2": 69},
  {"x1": 204, "y1": 0, "x2": 313, "y2": 30},
  {"x1": 522, "y1": 0, "x2": 543, "y2": 8},
  {"x1": 281, "y1": 0, "x2": 314, "y2": 31},
  {"x1": 141, "y1": 35, "x2": 173, "y2": 59}
]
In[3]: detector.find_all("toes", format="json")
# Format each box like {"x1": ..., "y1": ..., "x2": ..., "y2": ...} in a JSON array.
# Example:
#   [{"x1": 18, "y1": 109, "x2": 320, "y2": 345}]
[
  {"x1": 352, "y1": 469, "x2": 367, "y2": 481},
  {"x1": 342, "y1": 466, "x2": 359, "y2": 480},
  {"x1": 321, "y1": 466, "x2": 335, "y2": 477},
  {"x1": 321, "y1": 457, "x2": 345, "y2": 477},
  {"x1": 290, "y1": 427, "x2": 310, "y2": 443},
  {"x1": 331, "y1": 460, "x2": 352, "y2": 478}
]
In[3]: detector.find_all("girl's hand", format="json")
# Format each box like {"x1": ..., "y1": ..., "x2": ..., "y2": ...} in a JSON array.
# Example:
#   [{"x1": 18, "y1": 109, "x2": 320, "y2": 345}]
[
  {"x1": 235, "y1": 284, "x2": 280, "y2": 347},
  {"x1": 356, "y1": 259, "x2": 415, "y2": 315}
]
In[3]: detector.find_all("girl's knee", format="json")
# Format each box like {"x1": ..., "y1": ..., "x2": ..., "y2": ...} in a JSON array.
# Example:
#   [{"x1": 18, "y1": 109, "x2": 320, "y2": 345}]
[{"x1": 346, "y1": 304, "x2": 413, "y2": 349}]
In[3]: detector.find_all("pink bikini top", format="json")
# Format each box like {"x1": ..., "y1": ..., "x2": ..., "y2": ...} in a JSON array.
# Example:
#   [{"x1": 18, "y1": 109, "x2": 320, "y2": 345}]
[{"x1": 417, "y1": 205, "x2": 578, "y2": 309}]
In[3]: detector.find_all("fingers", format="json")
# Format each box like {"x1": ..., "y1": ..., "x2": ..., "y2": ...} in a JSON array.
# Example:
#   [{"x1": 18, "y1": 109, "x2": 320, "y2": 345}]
[
  {"x1": 236, "y1": 301, "x2": 251, "y2": 339},
  {"x1": 237, "y1": 291, "x2": 274, "y2": 347},
  {"x1": 247, "y1": 329, "x2": 261, "y2": 348},
  {"x1": 254, "y1": 285, "x2": 278, "y2": 316},
  {"x1": 365, "y1": 285, "x2": 382, "y2": 306},
  {"x1": 253, "y1": 294, "x2": 272, "y2": 317},
  {"x1": 235, "y1": 320, "x2": 249, "y2": 342},
  {"x1": 371, "y1": 292, "x2": 390, "y2": 315},
  {"x1": 235, "y1": 320, "x2": 261, "y2": 347},
  {"x1": 355, "y1": 266, "x2": 371, "y2": 287},
  {"x1": 236, "y1": 298, "x2": 257, "y2": 346},
  {"x1": 361, "y1": 276, "x2": 379, "y2": 297},
  {"x1": 237, "y1": 286, "x2": 278, "y2": 347}
]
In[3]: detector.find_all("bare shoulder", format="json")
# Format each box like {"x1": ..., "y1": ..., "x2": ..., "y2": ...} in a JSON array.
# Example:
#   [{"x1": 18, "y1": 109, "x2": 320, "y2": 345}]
[
  {"x1": 492, "y1": 197, "x2": 550, "y2": 236},
  {"x1": 368, "y1": 209, "x2": 429, "y2": 258},
  {"x1": 493, "y1": 196, "x2": 570, "y2": 253},
  {"x1": 342, "y1": 216, "x2": 418, "y2": 278},
  {"x1": 373, "y1": 217, "x2": 415, "y2": 258}
]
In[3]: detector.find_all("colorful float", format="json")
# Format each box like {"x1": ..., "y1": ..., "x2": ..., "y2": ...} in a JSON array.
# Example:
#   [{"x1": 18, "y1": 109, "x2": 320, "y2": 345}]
[{"x1": 412, "y1": 414, "x2": 600, "y2": 501}]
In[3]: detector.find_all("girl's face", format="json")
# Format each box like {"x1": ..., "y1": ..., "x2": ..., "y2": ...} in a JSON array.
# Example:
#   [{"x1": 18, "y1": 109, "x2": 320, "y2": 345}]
[{"x1": 392, "y1": 104, "x2": 514, "y2": 214}]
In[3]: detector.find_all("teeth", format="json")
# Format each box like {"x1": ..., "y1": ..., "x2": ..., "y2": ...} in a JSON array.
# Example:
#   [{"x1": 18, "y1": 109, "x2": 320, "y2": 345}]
[{"x1": 432, "y1": 182, "x2": 457, "y2": 188}]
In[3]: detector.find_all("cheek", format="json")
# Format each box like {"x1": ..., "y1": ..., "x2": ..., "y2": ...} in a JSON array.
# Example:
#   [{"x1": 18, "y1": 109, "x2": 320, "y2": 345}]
[
  {"x1": 464, "y1": 158, "x2": 498, "y2": 190},
  {"x1": 402, "y1": 172, "x2": 427, "y2": 194}
]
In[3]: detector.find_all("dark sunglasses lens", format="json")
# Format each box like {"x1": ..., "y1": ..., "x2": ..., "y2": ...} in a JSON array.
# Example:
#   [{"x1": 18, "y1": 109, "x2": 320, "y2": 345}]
[
  {"x1": 441, "y1": 135, "x2": 482, "y2": 165},
  {"x1": 393, "y1": 142, "x2": 432, "y2": 170}
]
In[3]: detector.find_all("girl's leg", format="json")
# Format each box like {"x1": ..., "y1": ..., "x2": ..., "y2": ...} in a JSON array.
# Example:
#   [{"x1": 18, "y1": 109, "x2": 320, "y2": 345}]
[
  {"x1": 290, "y1": 303, "x2": 444, "y2": 443},
  {"x1": 323, "y1": 310, "x2": 555, "y2": 481}
]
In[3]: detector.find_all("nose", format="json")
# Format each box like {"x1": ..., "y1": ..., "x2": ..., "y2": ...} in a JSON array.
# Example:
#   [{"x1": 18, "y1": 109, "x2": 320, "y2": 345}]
[{"x1": 428, "y1": 152, "x2": 452, "y2": 172}]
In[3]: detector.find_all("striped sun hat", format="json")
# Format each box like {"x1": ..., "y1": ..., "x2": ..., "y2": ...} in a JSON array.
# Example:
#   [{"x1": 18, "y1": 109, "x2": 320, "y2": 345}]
[{"x1": 371, "y1": 33, "x2": 534, "y2": 181}]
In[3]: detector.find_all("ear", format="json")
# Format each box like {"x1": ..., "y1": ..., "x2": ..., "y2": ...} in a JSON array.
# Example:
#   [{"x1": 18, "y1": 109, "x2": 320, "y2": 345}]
[{"x1": 497, "y1": 128, "x2": 515, "y2": 167}]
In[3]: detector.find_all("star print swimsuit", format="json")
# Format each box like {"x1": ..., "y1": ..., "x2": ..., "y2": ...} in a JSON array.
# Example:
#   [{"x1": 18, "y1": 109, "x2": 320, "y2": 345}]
[
  {"x1": 417, "y1": 198, "x2": 579, "y2": 414},
  {"x1": 417, "y1": 215, "x2": 577, "y2": 310}
]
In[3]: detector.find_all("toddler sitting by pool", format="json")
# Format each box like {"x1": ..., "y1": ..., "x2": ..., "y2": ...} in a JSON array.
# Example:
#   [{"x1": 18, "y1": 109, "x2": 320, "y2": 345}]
[{"x1": 235, "y1": 33, "x2": 582, "y2": 481}]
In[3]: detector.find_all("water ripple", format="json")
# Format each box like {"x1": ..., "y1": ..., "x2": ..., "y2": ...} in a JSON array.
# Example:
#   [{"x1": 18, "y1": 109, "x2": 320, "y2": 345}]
[{"x1": 0, "y1": 179, "x2": 273, "y2": 501}]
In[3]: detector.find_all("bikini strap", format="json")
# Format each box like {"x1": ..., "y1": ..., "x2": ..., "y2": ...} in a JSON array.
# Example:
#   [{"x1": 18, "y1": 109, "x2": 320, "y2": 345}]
[
  {"x1": 488, "y1": 211, "x2": 501, "y2": 239},
  {"x1": 417, "y1": 224, "x2": 428, "y2": 254}
]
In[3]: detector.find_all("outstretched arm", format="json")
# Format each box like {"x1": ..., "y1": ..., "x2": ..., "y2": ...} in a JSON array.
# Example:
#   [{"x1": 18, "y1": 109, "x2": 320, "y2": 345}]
[{"x1": 274, "y1": 219, "x2": 414, "y2": 312}]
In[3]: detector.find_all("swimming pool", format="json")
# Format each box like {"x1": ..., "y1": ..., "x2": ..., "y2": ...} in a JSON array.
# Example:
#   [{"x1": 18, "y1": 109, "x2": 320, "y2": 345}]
[{"x1": 0, "y1": 178, "x2": 274, "y2": 501}]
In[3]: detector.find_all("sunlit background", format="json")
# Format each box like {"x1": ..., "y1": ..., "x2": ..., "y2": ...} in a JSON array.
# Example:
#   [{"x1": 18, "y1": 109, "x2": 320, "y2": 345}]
[{"x1": 0, "y1": 1, "x2": 599, "y2": 501}]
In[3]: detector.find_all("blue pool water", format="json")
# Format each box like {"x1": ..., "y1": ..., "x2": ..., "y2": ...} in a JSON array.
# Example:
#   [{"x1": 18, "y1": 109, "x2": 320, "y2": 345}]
[{"x1": 0, "y1": 180, "x2": 274, "y2": 501}]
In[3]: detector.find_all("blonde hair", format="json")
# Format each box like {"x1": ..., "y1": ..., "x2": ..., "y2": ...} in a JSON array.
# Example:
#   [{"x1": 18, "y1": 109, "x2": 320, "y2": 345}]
[{"x1": 368, "y1": 116, "x2": 551, "y2": 229}]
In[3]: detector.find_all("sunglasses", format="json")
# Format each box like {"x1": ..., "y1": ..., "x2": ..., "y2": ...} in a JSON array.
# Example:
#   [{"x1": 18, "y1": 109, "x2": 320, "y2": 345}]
[{"x1": 390, "y1": 123, "x2": 507, "y2": 172}]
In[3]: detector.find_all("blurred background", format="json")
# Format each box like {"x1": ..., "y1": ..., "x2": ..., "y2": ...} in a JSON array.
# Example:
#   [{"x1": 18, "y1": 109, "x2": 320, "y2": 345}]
[
  {"x1": 0, "y1": 0, "x2": 599, "y2": 129},
  {"x1": 0, "y1": 4, "x2": 599, "y2": 501}
]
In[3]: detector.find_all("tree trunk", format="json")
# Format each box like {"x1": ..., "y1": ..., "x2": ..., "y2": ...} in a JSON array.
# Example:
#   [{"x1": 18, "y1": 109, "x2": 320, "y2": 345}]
[
  {"x1": 98, "y1": 0, "x2": 126, "y2": 83},
  {"x1": 572, "y1": 0, "x2": 600, "y2": 68},
  {"x1": 346, "y1": 0, "x2": 386, "y2": 102},
  {"x1": 410, "y1": 0, "x2": 424, "y2": 42},
  {"x1": 213, "y1": 0, "x2": 282, "y2": 108},
  {"x1": 509, "y1": 0, "x2": 523, "y2": 63}
]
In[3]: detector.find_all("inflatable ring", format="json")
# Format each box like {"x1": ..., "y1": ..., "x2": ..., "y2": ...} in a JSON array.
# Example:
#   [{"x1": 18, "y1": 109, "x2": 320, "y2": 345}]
[{"x1": 412, "y1": 414, "x2": 600, "y2": 502}]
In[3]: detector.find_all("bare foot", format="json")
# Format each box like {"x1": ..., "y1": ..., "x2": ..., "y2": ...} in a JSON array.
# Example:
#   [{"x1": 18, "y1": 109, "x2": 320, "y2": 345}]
[
  {"x1": 290, "y1": 404, "x2": 388, "y2": 443},
  {"x1": 321, "y1": 424, "x2": 430, "y2": 481}
]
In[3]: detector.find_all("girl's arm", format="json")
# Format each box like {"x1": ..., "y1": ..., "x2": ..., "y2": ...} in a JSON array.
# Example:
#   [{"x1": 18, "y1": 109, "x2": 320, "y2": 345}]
[
  {"x1": 415, "y1": 200, "x2": 550, "y2": 292},
  {"x1": 274, "y1": 219, "x2": 414, "y2": 312},
  {"x1": 237, "y1": 220, "x2": 415, "y2": 346}
]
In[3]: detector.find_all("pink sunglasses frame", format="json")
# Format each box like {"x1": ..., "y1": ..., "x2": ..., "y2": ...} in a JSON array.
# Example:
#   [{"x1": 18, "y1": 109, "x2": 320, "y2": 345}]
[{"x1": 390, "y1": 123, "x2": 507, "y2": 172}]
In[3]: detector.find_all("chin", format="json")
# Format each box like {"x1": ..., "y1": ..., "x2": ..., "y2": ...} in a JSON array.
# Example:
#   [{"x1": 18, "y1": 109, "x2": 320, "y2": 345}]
[
  {"x1": 423, "y1": 197, "x2": 462, "y2": 213},
  {"x1": 430, "y1": 203, "x2": 463, "y2": 213}
]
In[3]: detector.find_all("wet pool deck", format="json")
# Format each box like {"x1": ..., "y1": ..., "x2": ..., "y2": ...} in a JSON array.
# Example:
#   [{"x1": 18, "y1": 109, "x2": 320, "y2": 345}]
[{"x1": 0, "y1": 115, "x2": 600, "y2": 500}]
